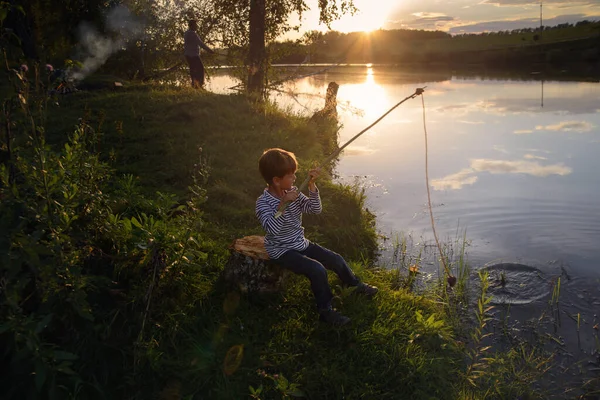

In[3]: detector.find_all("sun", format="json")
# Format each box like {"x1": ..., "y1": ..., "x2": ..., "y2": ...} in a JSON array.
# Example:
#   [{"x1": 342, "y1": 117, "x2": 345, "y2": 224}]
[{"x1": 331, "y1": 0, "x2": 392, "y2": 33}]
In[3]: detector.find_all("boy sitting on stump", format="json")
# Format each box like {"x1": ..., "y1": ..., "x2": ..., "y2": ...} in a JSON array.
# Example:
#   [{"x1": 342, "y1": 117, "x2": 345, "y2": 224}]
[{"x1": 255, "y1": 148, "x2": 378, "y2": 326}]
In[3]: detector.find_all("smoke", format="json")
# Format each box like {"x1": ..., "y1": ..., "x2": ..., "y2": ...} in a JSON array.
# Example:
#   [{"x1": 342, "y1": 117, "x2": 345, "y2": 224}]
[{"x1": 71, "y1": 5, "x2": 143, "y2": 81}]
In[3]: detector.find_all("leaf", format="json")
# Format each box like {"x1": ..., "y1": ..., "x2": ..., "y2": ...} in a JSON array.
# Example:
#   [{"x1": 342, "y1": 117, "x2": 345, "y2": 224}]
[
  {"x1": 35, "y1": 314, "x2": 53, "y2": 334},
  {"x1": 289, "y1": 389, "x2": 306, "y2": 397},
  {"x1": 35, "y1": 360, "x2": 47, "y2": 392},
  {"x1": 53, "y1": 351, "x2": 78, "y2": 361},
  {"x1": 56, "y1": 362, "x2": 76, "y2": 375},
  {"x1": 426, "y1": 314, "x2": 435, "y2": 325},
  {"x1": 130, "y1": 217, "x2": 142, "y2": 228},
  {"x1": 415, "y1": 310, "x2": 423, "y2": 323},
  {"x1": 0, "y1": 8, "x2": 7, "y2": 23}
]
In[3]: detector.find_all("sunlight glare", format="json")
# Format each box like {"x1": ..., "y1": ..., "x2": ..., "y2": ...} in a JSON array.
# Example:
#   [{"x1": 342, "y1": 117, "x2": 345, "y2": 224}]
[
  {"x1": 340, "y1": 66, "x2": 389, "y2": 119},
  {"x1": 331, "y1": 0, "x2": 394, "y2": 33}
]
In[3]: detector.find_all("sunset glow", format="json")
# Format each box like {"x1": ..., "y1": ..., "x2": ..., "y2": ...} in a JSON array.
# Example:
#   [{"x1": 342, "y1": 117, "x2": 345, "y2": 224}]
[
  {"x1": 339, "y1": 66, "x2": 389, "y2": 119},
  {"x1": 289, "y1": 0, "x2": 600, "y2": 39},
  {"x1": 331, "y1": 1, "x2": 394, "y2": 33}
]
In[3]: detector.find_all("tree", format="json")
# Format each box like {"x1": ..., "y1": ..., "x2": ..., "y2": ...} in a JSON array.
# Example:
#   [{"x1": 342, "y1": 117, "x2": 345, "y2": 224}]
[
  {"x1": 8, "y1": 0, "x2": 116, "y2": 63},
  {"x1": 213, "y1": 0, "x2": 356, "y2": 94}
]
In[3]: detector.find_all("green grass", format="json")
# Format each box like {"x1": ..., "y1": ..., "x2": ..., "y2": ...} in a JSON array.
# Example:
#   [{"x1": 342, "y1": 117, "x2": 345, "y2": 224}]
[
  {"x1": 41, "y1": 83, "x2": 376, "y2": 258},
  {"x1": 171, "y1": 264, "x2": 463, "y2": 399}
]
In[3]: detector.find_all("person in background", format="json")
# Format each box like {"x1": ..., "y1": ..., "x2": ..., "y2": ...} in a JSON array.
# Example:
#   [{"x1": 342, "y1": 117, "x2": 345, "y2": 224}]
[{"x1": 184, "y1": 19, "x2": 214, "y2": 88}]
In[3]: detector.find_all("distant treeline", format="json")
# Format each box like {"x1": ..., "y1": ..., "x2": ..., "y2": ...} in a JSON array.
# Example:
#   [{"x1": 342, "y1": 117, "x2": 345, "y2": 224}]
[{"x1": 270, "y1": 20, "x2": 600, "y2": 69}]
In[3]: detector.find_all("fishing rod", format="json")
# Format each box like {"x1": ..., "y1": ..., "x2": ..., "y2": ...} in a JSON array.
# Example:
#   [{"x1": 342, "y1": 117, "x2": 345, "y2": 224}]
[
  {"x1": 275, "y1": 87, "x2": 426, "y2": 219},
  {"x1": 274, "y1": 86, "x2": 458, "y2": 287}
]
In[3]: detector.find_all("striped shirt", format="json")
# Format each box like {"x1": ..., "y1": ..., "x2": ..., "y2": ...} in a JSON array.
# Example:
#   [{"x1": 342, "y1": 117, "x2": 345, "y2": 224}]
[{"x1": 255, "y1": 186, "x2": 322, "y2": 259}]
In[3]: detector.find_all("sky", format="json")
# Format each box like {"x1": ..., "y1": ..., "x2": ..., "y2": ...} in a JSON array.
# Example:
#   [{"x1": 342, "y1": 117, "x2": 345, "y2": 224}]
[{"x1": 287, "y1": 0, "x2": 600, "y2": 37}]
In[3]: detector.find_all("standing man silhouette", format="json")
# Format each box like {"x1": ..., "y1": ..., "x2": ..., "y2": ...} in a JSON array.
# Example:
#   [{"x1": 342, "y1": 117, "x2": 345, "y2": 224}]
[{"x1": 184, "y1": 19, "x2": 214, "y2": 88}]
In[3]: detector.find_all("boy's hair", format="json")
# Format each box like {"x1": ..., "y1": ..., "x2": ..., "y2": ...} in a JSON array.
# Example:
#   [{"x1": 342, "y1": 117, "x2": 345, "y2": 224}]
[{"x1": 259, "y1": 148, "x2": 298, "y2": 184}]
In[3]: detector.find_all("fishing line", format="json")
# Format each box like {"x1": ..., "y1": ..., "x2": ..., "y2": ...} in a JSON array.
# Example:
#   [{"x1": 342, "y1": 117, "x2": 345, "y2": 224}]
[{"x1": 421, "y1": 94, "x2": 456, "y2": 287}]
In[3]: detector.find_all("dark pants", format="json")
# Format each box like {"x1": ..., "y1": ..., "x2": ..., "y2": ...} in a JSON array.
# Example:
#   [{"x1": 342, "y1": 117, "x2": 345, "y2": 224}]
[
  {"x1": 185, "y1": 56, "x2": 205, "y2": 88},
  {"x1": 275, "y1": 243, "x2": 360, "y2": 311}
]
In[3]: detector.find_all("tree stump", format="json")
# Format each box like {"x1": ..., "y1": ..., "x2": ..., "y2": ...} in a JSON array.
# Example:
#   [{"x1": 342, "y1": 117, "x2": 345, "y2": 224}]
[
  {"x1": 223, "y1": 236, "x2": 288, "y2": 293},
  {"x1": 310, "y1": 81, "x2": 339, "y2": 122}
]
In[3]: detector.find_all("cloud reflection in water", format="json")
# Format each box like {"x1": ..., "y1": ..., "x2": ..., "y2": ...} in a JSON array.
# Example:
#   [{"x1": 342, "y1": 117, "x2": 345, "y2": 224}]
[{"x1": 432, "y1": 158, "x2": 572, "y2": 190}]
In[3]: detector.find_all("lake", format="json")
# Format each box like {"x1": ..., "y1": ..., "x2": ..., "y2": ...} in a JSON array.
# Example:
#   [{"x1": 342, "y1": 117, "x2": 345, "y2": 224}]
[{"x1": 205, "y1": 65, "x2": 600, "y2": 396}]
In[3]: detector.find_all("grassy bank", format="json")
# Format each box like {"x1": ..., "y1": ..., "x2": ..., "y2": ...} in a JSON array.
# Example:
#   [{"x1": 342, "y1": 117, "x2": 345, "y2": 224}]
[
  {"x1": 0, "y1": 72, "x2": 548, "y2": 399},
  {"x1": 41, "y1": 83, "x2": 377, "y2": 260}
]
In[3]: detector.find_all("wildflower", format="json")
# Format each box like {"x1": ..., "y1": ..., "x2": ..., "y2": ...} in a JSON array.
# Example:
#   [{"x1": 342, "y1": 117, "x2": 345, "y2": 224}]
[
  {"x1": 20, "y1": 64, "x2": 28, "y2": 72},
  {"x1": 45, "y1": 64, "x2": 54, "y2": 72}
]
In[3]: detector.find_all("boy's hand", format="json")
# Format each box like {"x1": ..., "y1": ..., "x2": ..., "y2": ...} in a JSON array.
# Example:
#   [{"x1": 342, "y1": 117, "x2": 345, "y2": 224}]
[
  {"x1": 309, "y1": 167, "x2": 321, "y2": 192},
  {"x1": 282, "y1": 189, "x2": 299, "y2": 202},
  {"x1": 309, "y1": 167, "x2": 321, "y2": 184}
]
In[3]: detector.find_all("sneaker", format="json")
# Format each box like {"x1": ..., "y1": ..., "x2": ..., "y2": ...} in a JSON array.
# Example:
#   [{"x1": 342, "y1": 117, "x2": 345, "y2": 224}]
[
  {"x1": 319, "y1": 308, "x2": 351, "y2": 326},
  {"x1": 354, "y1": 282, "x2": 379, "y2": 297}
]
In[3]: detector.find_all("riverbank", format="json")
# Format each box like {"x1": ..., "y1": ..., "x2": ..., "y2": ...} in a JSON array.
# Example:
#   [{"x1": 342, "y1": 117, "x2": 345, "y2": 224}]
[{"x1": 0, "y1": 78, "x2": 549, "y2": 398}]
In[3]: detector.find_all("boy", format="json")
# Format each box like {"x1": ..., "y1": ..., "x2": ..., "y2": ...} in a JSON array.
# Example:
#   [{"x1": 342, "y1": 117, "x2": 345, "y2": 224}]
[
  {"x1": 256, "y1": 148, "x2": 378, "y2": 326},
  {"x1": 184, "y1": 19, "x2": 215, "y2": 88}
]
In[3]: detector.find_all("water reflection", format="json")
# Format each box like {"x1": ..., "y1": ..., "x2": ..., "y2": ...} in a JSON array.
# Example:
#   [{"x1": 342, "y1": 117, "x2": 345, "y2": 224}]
[
  {"x1": 432, "y1": 159, "x2": 573, "y2": 191},
  {"x1": 533, "y1": 120, "x2": 595, "y2": 132},
  {"x1": 338, "y1": 66, "x2": 389, "y2": 119},
  {"x1": 206, "y1": 67, "x2": 600, "y2": 279}
]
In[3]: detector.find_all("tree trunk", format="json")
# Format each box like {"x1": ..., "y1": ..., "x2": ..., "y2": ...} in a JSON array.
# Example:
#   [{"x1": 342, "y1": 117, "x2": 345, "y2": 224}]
[
  {"x1": 222, "y1": 236, "x2": 288, "y2": 293},
  {"x1": 247, "y1": 0, "x2": 266, "y2": 94}
]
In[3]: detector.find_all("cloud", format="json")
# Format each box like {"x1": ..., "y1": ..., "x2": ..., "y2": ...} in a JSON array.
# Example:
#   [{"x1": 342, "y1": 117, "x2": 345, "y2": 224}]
[
  {"x1": 432, "y1": 158, "x2": 571, "y2": 190},
  {"x1": 482, "y1": 95, "x2": 600, "y2": 115},
  {"x1": 514, "y1": 129, "x2": 534, "y2": 134},
  {"x1": 470, "y1": 158, "x2": 572, "y2": 176},
  {"x1": 432, "y1": 168, "x2": 479, "y2": 190},
  {"x1": 449, "y1": 14, "x2": 600, "y2": 34},
  {"x1": 343, "y1": 146, "x2": 377, "y2": 156},
  {"x1": 438, "y1": 104, "x2": 469, "y2": 111},
  {"x1": 389, "y1": 13, "x2": 456, "y2": 30},
  {"x1": 435, "y1": 104, "x2": 472, "y2": 116},
  {"x1": 493, "y1": 145, "x2": 509, "y2": 154},
  {"x1": 482, "y1": 0, "x2": 599, "y2": 6},
  {"x1": 535, "y1": 120, "x2": 595, "y2": 132},
  {"x1": 458, "y1": 120, "x2": 485, "y2": 124},
  {"x1": 412, "y1": 12, "x2": 450, "y2": 18},
  {"x1": 524, "y1": 154, "x2": 547, "y2": 160}
]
